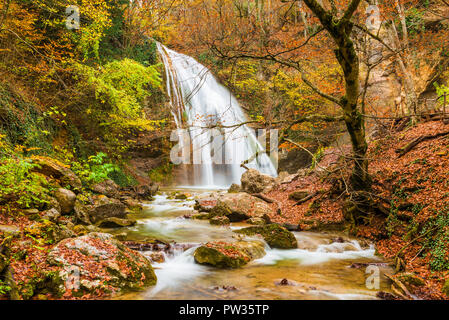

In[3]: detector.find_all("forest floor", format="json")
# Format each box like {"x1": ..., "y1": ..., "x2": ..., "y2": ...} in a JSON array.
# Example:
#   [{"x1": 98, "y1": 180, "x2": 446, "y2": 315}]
[{"x1": 265, "y1": 119, "x2": 449, "y2": 300}]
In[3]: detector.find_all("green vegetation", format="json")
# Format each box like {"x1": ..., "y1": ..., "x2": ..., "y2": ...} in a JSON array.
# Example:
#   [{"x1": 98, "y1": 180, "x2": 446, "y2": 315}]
[{"x1": 422, "y1": 208, "x2": 449, "y2": 271}]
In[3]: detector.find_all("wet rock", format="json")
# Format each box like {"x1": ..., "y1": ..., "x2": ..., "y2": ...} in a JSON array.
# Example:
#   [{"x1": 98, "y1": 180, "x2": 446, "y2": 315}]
[
  {"x1": 376, "y1": 291, "x2": 398, "y2": 300},
  {"x1": 349, "y1": 262, "x2": 389, "y2": 269},
  {"x1": 275, "y1": 278, "x2": 297, "y2": 286},
  {"x1": 333, "y1": 236, "x2": 346, "y2": 243},
  {"x1": 193, "y1": 240, "x2": 265, "y2": 268},
  {"x1": 96, "y1": 217, "x2": 136, "y2": 228},
  {"x1": 234, "y1": 224, "x2": 298, "y2": 249},
  {"x1": 42, "y1": 208, "x2": 61, "y2": 223},
  {"x1": 247, "y1": 217, "x2": 266, "y2": 225},
  {"x1": 213, "y1": 285, "x2": 238, "y2": 291},
  {"x1": 136, "y1": 184, "x2": 158, "y2": 200},
  {"x1": 210, "y1": 216, "x2": 230, "y2": 226},
  {"x1": 209, "y1": 193, "x2": 272, "y2": 222},
  {"x1": 227, "y1": 184, "x2": 241, "y2": 193},
  {"x1": 31, "y1": 156, "x2": 82, "y2": 191},
  {"x1": 54, "y1": 188, "x2": 76, "y2": 215},
  {"x1": 121, "y1": 197, "x2": 143, "y2": 212},
  {"x1": 47, "y1": 233, "x2": 157, "y2": 294},
  {"x1": 241, "y1": 169, "x2": 277, "y2": 194},
  {"x1": 282, "y1": 223, "x2": 300, "y2": 231},
  {"x1": 91, "y1": 179, "x2": 120, "y2": 198},
  {"x1": 194, "y1": 198, "x2": 218, "y2": 212},
  {"x1": 191, "y1": 213, "x2": 210, "y2": 220},
  {"x1": 113, "y1": 233, "x2": 127, "y2": 241},
  {"x1": 123, "y1": 240, "x2": 195, "y2": 262},
  {"x1": 147, "y1": 252, "x2": 165, "y2": 263},
  {"x1": 175, "y1": 193, "x2": 189, "y2": 200}
]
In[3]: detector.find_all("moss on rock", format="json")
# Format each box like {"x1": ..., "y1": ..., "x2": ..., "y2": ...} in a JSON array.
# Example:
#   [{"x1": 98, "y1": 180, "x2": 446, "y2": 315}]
[
  {"x1": 234, "y1": 224, "x2": 297, "y2": 249},
  {"x1": 193, "y1": 241, "x2": 265, "y2": 269}
]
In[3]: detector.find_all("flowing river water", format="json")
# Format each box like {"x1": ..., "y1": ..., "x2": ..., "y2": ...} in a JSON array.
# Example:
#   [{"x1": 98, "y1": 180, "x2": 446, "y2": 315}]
[{"x1": 114, "y1": 188, "x2": 393, "y2": 300}]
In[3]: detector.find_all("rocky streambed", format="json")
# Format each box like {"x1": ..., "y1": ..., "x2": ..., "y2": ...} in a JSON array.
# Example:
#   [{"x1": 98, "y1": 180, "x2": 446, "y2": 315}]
[{"x1": 111, "y1": 188, "x2": 394, "y2": 300}]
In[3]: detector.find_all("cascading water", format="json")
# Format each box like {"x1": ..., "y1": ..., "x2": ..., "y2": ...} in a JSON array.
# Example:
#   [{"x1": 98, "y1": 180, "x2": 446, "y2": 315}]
[{"x1": 157, "y1": 43, "x2": 277, "y2": 187}]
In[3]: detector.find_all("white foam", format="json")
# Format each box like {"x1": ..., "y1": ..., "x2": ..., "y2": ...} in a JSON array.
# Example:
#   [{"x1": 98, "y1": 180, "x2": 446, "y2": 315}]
[
  {"x1": 254, "y1": 241, "x2": 377, "y2": 266},
  {"x1": 147, "y1": 247, "x2": 208, "y2": 294}
]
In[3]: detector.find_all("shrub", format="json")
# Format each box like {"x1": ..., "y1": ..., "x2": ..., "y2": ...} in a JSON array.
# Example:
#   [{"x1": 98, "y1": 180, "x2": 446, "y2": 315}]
[{"x1": 0, "y1": 156, "x2": 49, "y2": 209}]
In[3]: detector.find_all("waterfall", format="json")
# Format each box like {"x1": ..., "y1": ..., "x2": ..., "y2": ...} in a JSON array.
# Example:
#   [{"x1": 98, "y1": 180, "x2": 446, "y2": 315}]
[{"x1": 157, "y1": 43, "x2": 277, "y2": 187}]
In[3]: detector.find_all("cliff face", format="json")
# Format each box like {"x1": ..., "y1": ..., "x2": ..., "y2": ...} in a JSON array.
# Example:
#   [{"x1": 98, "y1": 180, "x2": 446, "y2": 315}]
[{"x1": 362, "y1": 3, "x2": 449, "y2": 119}]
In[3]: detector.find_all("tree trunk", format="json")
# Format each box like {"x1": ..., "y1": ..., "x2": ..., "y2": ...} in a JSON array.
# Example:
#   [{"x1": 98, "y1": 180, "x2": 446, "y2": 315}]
[
  {"x1": 302, "y1": 0, "x2": 371, "y2": 190},
  {"x1": 335, "y1": 33, "x2": 371, "y2": 190}
]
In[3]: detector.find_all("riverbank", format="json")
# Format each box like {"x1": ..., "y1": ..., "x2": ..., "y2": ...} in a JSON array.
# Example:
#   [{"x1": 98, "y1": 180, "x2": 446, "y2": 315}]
[{"x1": 261, "y1": 120, "x2": 449, "y2": 299}]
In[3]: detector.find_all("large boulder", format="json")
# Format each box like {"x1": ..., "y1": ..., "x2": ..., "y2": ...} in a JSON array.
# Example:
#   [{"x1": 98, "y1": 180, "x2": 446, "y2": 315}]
[
  {"x1": 54, "y1": 188, "x2": 76, "y2": 214},
  {"x1": 234, "y1": 224, "x2": 297, "y2": 249},
  {"x1": 47, "y1": 233, "x2": 157, "y2": 296},
  {"x1": 91, "y1": 179, "x2": 120, "y2": 199},
  {"x1": 121, "y1": 197, "x2": 143, "y2": 212},
  {"x1": 74, "y1": 196, "x2": 92, "y2": 225},
  {"x1": 31, "y1": 156, "x2": 82, "y2": 191},
  {"x1": 193, "y1": 241, "x2": 265, "y2": 268},
  {"x1": 96, "y1": 217, "x2": 136, "y2": 228},
  {"x1": 135, "y1": 184, "x2": 159, "y2": 200},
  {"x1": 210, "y1": 193, "x2": 272, "y2": 222},
  {"x1": 194, "y1": 197, "x2": 218, "y2": 212},
  {"x1": 74, "y1": 195, "x2": 127, "y2": 225},
  {"x1": 278, "y1": 148, "x2": 313, "y2": 174},
  {"x1": 42, "y1": 208, "x2": 61, "y2": 223},
  {"x1": 25, "y1": 220, "x2": 75, "y2": 243},
  {"x1": 241, "y1": 169, "x2": 277, "y2": 194}
]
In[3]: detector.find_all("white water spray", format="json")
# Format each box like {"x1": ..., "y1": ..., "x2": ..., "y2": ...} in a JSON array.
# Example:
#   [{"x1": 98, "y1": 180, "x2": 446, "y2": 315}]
[{"x1": 157, "y1": 43, "x2": 277, "y2": 187}]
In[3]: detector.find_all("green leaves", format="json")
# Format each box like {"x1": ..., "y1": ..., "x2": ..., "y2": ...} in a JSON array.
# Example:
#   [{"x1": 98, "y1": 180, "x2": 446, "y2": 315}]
[
  {"x1": 87, "y1": 152, "x2": 119, "y2": 184},
  {"x1": 76, "y1": 58, "x2": 161, "y2": 119},
  {"x1": 0, "y1": 156, "x2": 49, "y2": 209}
]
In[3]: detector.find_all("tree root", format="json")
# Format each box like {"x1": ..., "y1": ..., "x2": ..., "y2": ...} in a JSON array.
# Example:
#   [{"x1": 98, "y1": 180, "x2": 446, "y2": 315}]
[{"x1": 396, "y1": 130, "x2": 449, "y2": 157}]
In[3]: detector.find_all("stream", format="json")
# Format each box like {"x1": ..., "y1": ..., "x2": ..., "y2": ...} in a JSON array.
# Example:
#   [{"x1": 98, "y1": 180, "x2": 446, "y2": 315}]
[{"x1": 114, "y1": 188, "x2": 392, "y2": 300}]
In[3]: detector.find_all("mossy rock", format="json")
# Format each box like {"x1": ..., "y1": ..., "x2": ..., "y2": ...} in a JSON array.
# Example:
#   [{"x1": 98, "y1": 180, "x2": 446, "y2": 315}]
[
  {"x1": 247, "y1": 217, "x2": 266, "y2": 225},
  {"x1": 191, "y1": 213, "x2": 210, "y2": 220},
  {"x1": 72, "y1": 224, "x2": 89, "y2": 236},
  {"x1": 210, "y1": 216, "x2": 230, "y2": 226},
  {"x1": 47, "y1": 233, "x2": 157, "y2": 295},
  {"x1": 194, "y1": 244, "x2": 249, "y2": 268},
  {"x1": 397, "y1": 272, "x2": 425, "y2": 287},
  {"x1": 227, "y1": 183, "x2": 241, "y2": 193},
  {"x1": 96, "y1": 217, "x2": 136, "y2": 228},
  {"x1": 193, "y1": 241, "x2": 265, "y2": 269},
  {"x1": 175, "y1": 193, "x2": 188, "y2": 200},
  {"x1": 234, "y1": 224, "x2": 297, "y2": 249}
]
